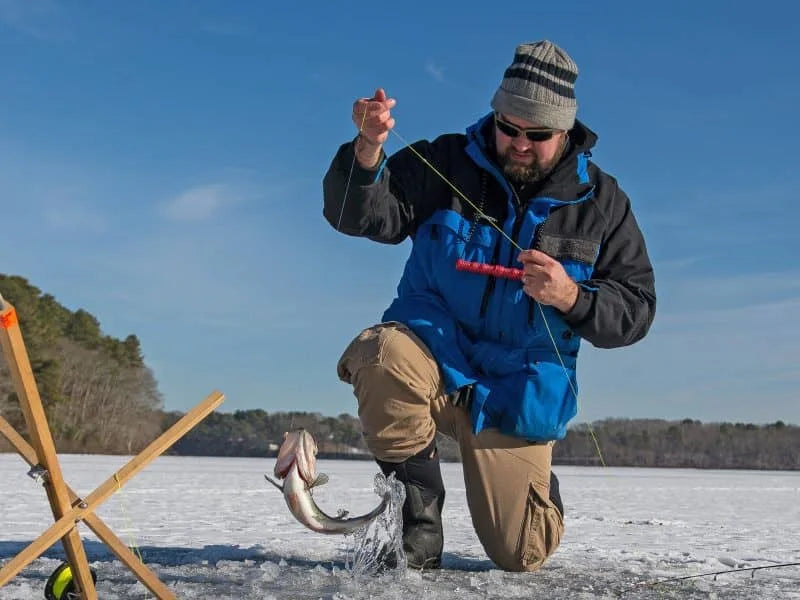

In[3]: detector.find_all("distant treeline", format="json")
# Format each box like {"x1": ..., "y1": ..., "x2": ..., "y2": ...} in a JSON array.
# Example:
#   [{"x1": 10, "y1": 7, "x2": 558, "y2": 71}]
[
  {"x1": 1, "y1": 273, "x2": 798, "y2": 470},
  {"x1": 0, "y1": 275, "x2": 163, "y2": 454},
  {"x1": 552, "y1": 418, "x2": 799, "y2": 470},
  {"x1": 161, "y1": 409, "x2": 366, "y2": 457},
  {"x1": 165, "y1": 409, "x2": 800, "y2": 471}
]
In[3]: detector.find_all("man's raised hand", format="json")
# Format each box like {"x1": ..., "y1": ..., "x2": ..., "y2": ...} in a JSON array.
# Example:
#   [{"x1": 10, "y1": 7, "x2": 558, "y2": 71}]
[{"x1": 352, "y1": 88, "x2": 396, "y2": 168}]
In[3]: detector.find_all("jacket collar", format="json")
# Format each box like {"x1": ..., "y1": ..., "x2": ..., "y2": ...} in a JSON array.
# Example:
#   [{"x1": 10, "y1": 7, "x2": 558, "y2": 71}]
[{"x1": 466, "y1": 112, "x2": 597, "y2": 204}]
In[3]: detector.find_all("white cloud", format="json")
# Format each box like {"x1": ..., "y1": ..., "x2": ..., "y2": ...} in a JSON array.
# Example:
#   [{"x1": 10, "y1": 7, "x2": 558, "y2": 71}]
[
  {"x1": 159, "y1": 183, "x2": 237, "y2": 222},
  {"x1": 425, "y1": 60, "x2": 445, "y2": 83}
]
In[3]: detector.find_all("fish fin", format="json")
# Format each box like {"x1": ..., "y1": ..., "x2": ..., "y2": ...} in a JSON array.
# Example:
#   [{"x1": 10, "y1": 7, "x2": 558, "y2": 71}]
[
  {"x1": 310, "y1": 473, "x2": 329, "y2": 488},
  {"x1": 264, "y1": 474, "x2": 283, "y2": 491}
]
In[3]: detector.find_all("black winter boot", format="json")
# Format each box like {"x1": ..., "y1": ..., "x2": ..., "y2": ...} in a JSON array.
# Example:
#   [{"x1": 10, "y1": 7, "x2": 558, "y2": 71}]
[{"x1": 376, "y1": 439, "x2": 445, "y2": 569}]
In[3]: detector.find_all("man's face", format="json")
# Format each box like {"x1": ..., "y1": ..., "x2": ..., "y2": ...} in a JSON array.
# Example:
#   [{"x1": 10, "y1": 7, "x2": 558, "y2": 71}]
[{"x1": 494, "y1": 113, "x2": 567, "y2": 185}]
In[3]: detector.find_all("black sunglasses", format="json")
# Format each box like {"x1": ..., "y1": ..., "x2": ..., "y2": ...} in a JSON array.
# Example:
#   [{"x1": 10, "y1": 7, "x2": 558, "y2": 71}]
[{"x1": 494, "y1": 114, "x2": 559, "y2": 142}]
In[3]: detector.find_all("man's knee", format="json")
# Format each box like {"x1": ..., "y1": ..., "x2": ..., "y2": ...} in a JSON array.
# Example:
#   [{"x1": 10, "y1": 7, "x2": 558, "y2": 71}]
[
  {"x1": 480, "y1": 487, "x2": 564, "y2": 572},
  {"x1": 337, "y1": 322, "x2": 436, "y2": 386},
  {"x1": 337, "y1": 322, "x2": 441, "y2": 462}
]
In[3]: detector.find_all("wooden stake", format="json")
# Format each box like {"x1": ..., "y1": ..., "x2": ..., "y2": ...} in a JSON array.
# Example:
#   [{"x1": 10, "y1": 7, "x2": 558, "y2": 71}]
[
  {"x1": 1, "y1": 301, "x2": 97, "y2": 599},
  {"x1": 0, "y1": 390, "x2": 224, "y2": 588},
  {"x1": 0, "y1": 294, "x2": 223, "y2": 599},
  {"x1": 0, "y1": 416, "x2": 177, "y2": 600}
]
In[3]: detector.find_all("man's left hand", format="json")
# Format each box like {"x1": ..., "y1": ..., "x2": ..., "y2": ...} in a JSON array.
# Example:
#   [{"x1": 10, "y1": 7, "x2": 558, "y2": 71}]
[{"x1": 517, "y1": 249, "x2": 579, "y2": 313}]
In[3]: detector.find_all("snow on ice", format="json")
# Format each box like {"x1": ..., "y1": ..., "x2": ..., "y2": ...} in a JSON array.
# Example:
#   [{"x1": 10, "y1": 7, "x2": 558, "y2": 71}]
[{"x1": 1, "y1": 454, "x2": 798, "y2": 599}]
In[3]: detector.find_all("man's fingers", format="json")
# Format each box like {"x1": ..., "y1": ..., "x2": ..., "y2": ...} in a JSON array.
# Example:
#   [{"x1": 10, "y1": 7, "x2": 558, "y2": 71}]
[
  {"x1": 353, "y1": 88, "x2": 396, "y2": 143},
  {"x1": 518, "y1": 249, "x2": 553, "y2": 265},
  {"x1": 372, "y1": 118, "x2": 394, "y2": 137},
  {"x1": 365, "y1": 100, "x2": 395, "y2": 119},
  {"x1": 518, "y1": 249, "x2": 547, "y2": 264},
  {"x1": 361, "y1": 113, "x2": 393, "y2": 133},
  {"x1": 355, "y1": 102, "x2": 395, "y2": 125},
  {"x1": 371, "y1": 88, "x2": 396, "y2": 105},
  {"x1": 523, "y1": 265, "x2": 548, "y2": 277},
  {"x1": 368, "y1": 105, "x2": 393, "y2": 122},
  {"x1": 361, "y1": 111, "x2": 395, "y2": 138},
  {"x1": 358, "y1": 90, "x2": 395, "y2": 114},
  {"x1": 522, "y1": 269, "x2": 550, "y2": 289}
]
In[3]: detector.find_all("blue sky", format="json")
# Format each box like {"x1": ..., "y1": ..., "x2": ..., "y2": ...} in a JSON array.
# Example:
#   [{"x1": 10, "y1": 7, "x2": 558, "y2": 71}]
[{"x1": 1, "y1": 1, "x2": 798, "y2": 425}]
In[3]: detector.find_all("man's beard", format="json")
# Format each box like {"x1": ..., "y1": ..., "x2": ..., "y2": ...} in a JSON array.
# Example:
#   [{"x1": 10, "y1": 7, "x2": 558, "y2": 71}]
[{"x1": 499, "y1": 141, "x2": 566, "y2": 186}]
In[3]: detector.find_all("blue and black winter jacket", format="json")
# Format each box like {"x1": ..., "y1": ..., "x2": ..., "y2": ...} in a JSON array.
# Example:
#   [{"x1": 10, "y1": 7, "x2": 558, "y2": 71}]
[{"x1": 323, "y1": 114, "x2": 656, "y2": 441}]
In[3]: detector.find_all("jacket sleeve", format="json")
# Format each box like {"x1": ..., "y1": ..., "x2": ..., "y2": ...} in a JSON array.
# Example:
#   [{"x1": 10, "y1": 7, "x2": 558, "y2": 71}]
[
  {"x1": 563, "y1": 184, "x2": 656, "y2": 348},
  {"x1": 322, "y1": 137, "x2": 437, "y2": 244}
]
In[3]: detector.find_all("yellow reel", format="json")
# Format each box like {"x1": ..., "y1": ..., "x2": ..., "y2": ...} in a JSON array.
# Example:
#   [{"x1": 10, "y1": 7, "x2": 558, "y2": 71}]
[{"x1": 44, "y1": 562, "x2": 98, "y2": 600}]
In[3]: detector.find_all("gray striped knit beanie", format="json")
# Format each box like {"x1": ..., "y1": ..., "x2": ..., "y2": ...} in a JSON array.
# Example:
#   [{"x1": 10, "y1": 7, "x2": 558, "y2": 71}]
[{"x1": 490, "y1": 40, "x2": 578, "y2": 131}]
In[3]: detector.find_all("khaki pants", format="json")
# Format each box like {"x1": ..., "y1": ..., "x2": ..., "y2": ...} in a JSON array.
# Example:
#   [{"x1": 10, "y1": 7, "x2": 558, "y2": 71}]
[{"x1": 337, "y1": 322, "x2": 564, "y2": 572}]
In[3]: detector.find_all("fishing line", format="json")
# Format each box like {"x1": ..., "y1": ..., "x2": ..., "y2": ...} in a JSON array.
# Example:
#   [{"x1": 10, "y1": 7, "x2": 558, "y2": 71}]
[
  {"x1": 113, "y1": 474, "x2": 144, "y2": 562},
  {"x1": 340, "y1": 109, "x2": 606, "y2": 467},
  {"x1": 625, "y1": 561, "x2": 800, "y2": 595},
  {"x1": 336, "y1": 109, "x2": 369, "y2": 232},
  {"x1": 113, "y1": 473, "x2": 151, "y2": 598},
  {"x1": 388, "y1": 129, "x2": 607, "y2": 465}
]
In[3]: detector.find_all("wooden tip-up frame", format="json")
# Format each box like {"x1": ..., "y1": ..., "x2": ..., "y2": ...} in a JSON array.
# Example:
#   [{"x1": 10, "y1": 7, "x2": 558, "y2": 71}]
[{"x1": 0, "y1": 296, "x2": 224, "y2": 599}]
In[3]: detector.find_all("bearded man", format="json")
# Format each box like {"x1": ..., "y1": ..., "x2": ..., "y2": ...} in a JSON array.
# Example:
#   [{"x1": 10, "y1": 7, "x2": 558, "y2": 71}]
[{"x1": 323, "y1": 40, "x2": 656, "y2": 571}]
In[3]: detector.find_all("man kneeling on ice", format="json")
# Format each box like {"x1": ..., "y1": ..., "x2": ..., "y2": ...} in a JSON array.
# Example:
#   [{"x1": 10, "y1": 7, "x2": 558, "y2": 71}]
[{"x1": 322, "y1": 40, "x2": 656, "y2": 571}]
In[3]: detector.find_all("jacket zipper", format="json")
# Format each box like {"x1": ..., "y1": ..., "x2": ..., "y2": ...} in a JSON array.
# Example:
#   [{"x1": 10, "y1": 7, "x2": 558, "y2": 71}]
[
  {"x1": 475, "y1": 172, "x2": 496, "y2": 319},
  {"x1": 480, "y1": 185, "x2": 527, "y2": 332},
  {"x1": 479, "y1": 242, "x2": 501, "y2": 318},
  {"x1": 507, "y1": 187, "x2": 530, "y2": 333},
  {"x1": 527, "y1": 219, "x2": 545, "y2": 325}
]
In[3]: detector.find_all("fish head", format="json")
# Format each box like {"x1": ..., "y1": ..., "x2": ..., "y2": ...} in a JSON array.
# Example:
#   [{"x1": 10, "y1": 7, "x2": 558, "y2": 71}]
[{"x1": 274, "y1": 428, "x2": 318, "y2": 485}]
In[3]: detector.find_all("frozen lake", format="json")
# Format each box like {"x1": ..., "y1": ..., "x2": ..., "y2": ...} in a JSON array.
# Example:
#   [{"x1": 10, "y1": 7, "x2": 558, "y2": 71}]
[{"x1": 0, "y1": 454, "x2": 798, "y2": 599}]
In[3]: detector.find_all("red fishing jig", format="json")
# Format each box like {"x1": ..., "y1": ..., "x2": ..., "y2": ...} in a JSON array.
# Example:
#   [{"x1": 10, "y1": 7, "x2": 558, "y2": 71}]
[{"x1": 455, "y1": 259, "x2": 524, "y2": 281}]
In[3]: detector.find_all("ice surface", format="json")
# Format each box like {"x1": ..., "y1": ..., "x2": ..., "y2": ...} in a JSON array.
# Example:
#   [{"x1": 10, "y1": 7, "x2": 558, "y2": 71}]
[{"x1": 1, "y1": 454, "x2": 798, "y2": 599}]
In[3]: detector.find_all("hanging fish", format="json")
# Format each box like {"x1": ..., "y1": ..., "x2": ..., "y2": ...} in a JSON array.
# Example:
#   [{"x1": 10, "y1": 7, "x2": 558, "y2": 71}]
[{"x1": 265, "y1": 428, "x2": 388, "y2": 534}]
